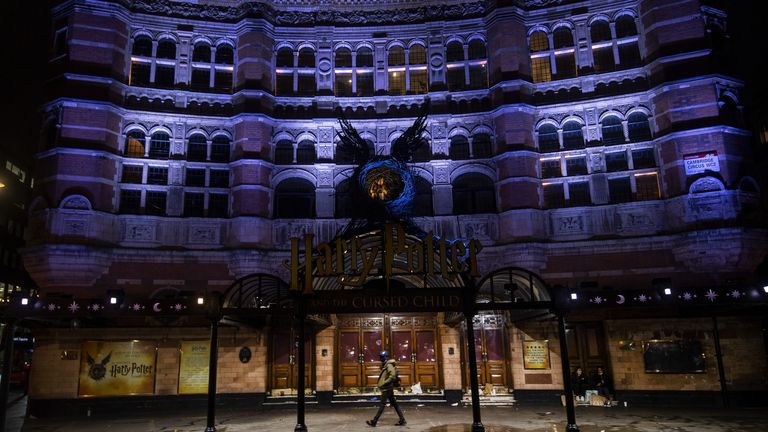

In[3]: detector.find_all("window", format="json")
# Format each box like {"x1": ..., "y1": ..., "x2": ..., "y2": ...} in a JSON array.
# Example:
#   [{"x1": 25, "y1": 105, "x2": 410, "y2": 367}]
[
  {"x1": 529, "y1": 31, "x2": 549, "y2": 52},
  {"x1": 214, "y1": 70, "x2": 232, "y2": 92},
  {"x1": 388, "y1": 46, "x2": 405, "y2": 66},
  {"x1": 452, "y1": 173, "x2": 496, "y2": 215},
  {"x1": 531, "y1": 56, "x2": 552, "y2": 83},
  {"x1": 635, "y1": 173, "x2": 660, "y2": 200},
  {"x1": 132, "y1": 35, "x2": 152, "y2": 56},
  {"x1": 129, "y1": 62, "x2": 150, "y2": 86},
  {"x1": 186, "y1": 169, "x2": 206, "y2": 187},
  {"x1": 467, "y1": 39, "x2": 486, "y2": 60},
  {"x1": 119, "y1": 189, "x2": 142, "y2": 214},
  {"x1": 187, "y1": 135, "x2": 207, "y2": 161},
  {"x1": 191, "y1": 68, "x2": 210, "y2": 91},
  {"x1": 543, "y1": 183, "x2": 565, "y2": 208},
  {"x1": 615, "y1": 15, "x2": 638, "y2": 38},
  {"x1": 211, "y1": 136, "x2": 230, "y2": 162},
  {"x1": 410, "y1": 45, "x2": 427, "y2": 64},
  {"x1": 145, "y1": 191, "x2": 167, "y2": 216},
  {"x1": 121, "y1": 165, "x2": 143, "y2": 183},
  {"x1": 146, "y1": 167, "x2": 168, "y2": 185},
  {"x1": 193, "y1": 43, "x2": 211, "y2": 63},
  {"x1": 156, "y1": 40, "x2": 176, "y2": 59},
  {"x1": 275, "y1": 140, "x2": 294, "y2": 164},
  {"x1": 335, "y1": 47, "x2": 352, "y2": 67},
  {"x1": 276, "y1": 73, "x2": 293, "y2": 96},
  {"x1": 565, "y1": 157, "x2": 587, "y2": 176},
  {"x1": 357, "y1": 47, "x2": 374, "y2": 67},
  {"x1": 555, "y1": 53, "x2": 577, "y2": 79},
  {"x1": 449, "y1": 135, "x2": 470, "y2": 160},
  {"x1": 149, "y1": 133, "x2": 171, "y2": 159},
  {"x1": 538, "y1": 124, "x2": 559, "y2": 152},
  {"x1": 215, "y1": 45, "x2": 234, "y2": 64},
  {"x1": 601, "y1": 116, "x2": 625, "y2": 145},
  {"x1": 446, "y1": 41, "x2": 464, "y2": 62},
  {"x1": 472, "y1": 134, "x2": 492, "y2": 159},
  {"x1": 553, "y1": 27, "x2": 574, "y2": 49},
  {"x1": 413, "y1": 177, "x2": 433, "y2": 216},
  {"x1": 410, "y1": 69, "x2": 429, "y2": 94},
  {"x1": 592, "y1": 46, "x2": 615, "y2": 73},
  {"x1": 276, "y1": 47, "x2": 294, "y2": 67},
  {"x1": 297, "y1": 72, "x2": 316, "y2": 95},
  {"x1": 568, "y1": 182, "x2": 591, "y2": 206},
  {"x1": 209, "y1": 170, "x2": 229, "y2": 188},
  {"x1": 274, "y1": 179, "x2": 315, "y2": 218},
  {"x1": 590, "y1": 20, "x2": 612, "y2": 43},
  {"x1": 125, "y1": 131, "x2": 145, "y2": 157},
  {"x1": 608, "y1": 177, "x2": 632, "y2": 203},
  {"x1": 184, "y1": 193, "x2": 205, "y2": 217},
  {"x1": 606, "y1": 152, "x2": 628, "y2": 172},
  {"x1": 296, "y1": 140, "x2": 316, "y2": 164},
  {"x1": 356, "y1": 71, "x2": 374, "y2": 96},
  {"x1": 632, "y1": 148, "x2": 656, "y2": 169},
  {"x1": 389, "y1": 70, "x2": 405, "y2": 95},
  {"x1": 468, "y1": 64, "x2": 487, "y2": 89},
  {"x1": 541, "y1": 160, "x2": 561, "y2": 178},
  {"x1": 208, "y1": 194, "x2": 229, "y2": 217},
  {"x1": 627, "y1": 113, "x2": 652, "y2": 142},
  {"x1": 562, "y1": 121, "x2": 584, "y2": 149},
  {"x1": 297, "y1": 48, "x2": 315, "y2": 68},
  {"x1": 447, "y1": 66, "x2": 465, "y2": 91},
  {"x1": 618, "y1": 41, "x2": 641, "y2": 68},
  {"x1": 154, "y1": 65, "x2": 175, "y2": 88},
  {"x1": 335, "y1": 72, "x2": 353, "y2": 96}
]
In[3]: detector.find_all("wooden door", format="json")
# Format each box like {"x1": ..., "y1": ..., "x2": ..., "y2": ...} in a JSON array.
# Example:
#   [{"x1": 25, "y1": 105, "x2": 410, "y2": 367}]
[
  {"x1": 565, "y1": 322, "x2": 609, "y2": 377},
  {"x1": 270, "y1": 328, "x2": 312, "y2": 392},
  {"x1": 466, "y1": 315, "x2": 507, "y2": 388},
  {"x1": 338, "y1": 316, "x2": 385, "y2": 391},
  {"x1": 390, "y1": 315, "x2": 439, "y2": 390}
]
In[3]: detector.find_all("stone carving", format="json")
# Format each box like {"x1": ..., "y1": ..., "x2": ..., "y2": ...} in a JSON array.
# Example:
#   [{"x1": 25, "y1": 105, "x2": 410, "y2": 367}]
[
  {"x1": 689, "y1": 176, "x2": 724, "y2": 193},
  {"x1": 125, "y1": 223, "x2": 155, "y2": 241},
  {"x1": 60, "y1": 195, "x2": 92, "y2": 210},
  {"x1": 317, "y1": 169, "x2": 333, "y2": 187},
  {"x1": 317, "y1": 145, "x2": 333, "y2": 160},
  {"x1": 189, "y1": 226, "x2": 218, "y2": 244},
  {"x1": 554, "y1": 215, "x2": 584, "y2": 234},
  {"x1": 463, "y1": 221, "x2": 490, "y2": 240},
  {"x1": 590, "y1": 152, "x2": 604, "y2": 173},
  {"x1": 432, "y1": 123, "x2": 446, "y2": 139},
  {"x1": 63, "y1": 219, "x2": 87, "y2": 236},
  {"x1": 434, "y1": 165, "x2": 450, "y2": 184},
  {"x1": 319, "y1": 127, "x2": 333, "y2": 143},
  {"x1": 687, "y1": 195, "x2": 723, "y2": 220}
]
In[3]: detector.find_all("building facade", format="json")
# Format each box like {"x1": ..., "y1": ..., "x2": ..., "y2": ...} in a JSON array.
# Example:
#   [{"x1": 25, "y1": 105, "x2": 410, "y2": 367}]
[{"x1": 21, "y1": 0, "x2": 768, "y2": 414}]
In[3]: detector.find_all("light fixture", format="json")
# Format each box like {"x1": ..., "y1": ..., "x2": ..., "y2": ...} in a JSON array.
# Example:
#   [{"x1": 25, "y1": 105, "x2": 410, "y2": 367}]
[
  {"x1": 21, "y1": 297, "x2": 29, "y2": 305},
  {"x1": 110, "y1": 297, "x2": 118, "y2": 305},
  {"x1": 763, "y1": 285, "x2": 768, "y2": 294},
  {"x1": 0, "y1": 181, "x2": 6, "y2": 188},
  {"x1": 664, "y1": 288, "x2": 672, "y2": 295},
  {"x1": 197, "y1": 296, "x2": 205, "y2": 305},
  {"x1": 570, "y1": 292, "x2": 578, "y2": 300}
]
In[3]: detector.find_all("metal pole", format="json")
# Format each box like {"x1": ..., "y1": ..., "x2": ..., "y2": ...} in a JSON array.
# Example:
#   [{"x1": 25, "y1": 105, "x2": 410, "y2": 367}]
[
  {"x1": 205, "y1": 319, "x2": 219, "y2": 432},
  {"x1": 556, "y1": 313, "x2": 579, "y2": 432},
  {"x1": 464, "y1": 313, "x2": 484, "y2": 432},
  {"x1": 0, "y1": 321, "x2": 16, "y2": 432},
  {"x1": 712, "y1": 316, "x2": 729, "y2": 408},
  {"x1": 294, "y1": 309, "x2": 308, "y2": 432}
]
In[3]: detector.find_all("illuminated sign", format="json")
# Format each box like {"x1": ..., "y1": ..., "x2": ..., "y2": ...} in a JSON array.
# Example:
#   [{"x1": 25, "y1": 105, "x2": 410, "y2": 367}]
[
  {"x1": 78, "y1": 341, "x2": 156, "y2": 397},
  {"x1": 523, "y1": 340, "x2": 551, "y2": 370},
  {"x1": 178, "y1": 341, "x2": 210, "y2": 394}
]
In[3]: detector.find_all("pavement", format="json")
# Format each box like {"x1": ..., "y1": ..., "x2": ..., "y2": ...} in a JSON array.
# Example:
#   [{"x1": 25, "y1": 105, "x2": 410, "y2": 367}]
[{"x1": 10, "y1": 403, "x2": 768, "y2": 432}]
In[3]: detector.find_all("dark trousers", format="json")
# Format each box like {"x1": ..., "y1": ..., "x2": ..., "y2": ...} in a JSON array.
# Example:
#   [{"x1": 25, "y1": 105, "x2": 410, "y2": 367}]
[{"x1": 373, "y1": 389, "x2": 405, "y2": 423}]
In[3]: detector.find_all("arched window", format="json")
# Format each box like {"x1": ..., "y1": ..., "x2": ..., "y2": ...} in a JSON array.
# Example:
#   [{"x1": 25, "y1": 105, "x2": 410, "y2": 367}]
[
  {"x1": 472, "y1": 133, "x2": 492, "y2": 159},
  {"x1": 149, "y1": 132, "x2": 170, "y2": 159},
  {"x1": 627, "y1": 113, "x2": 652, "y2": 142},
  {"x1": 297, "y1": 47, "x2": 315, "y2": 68},
  {"x1": 452, "y1": 173, "x2": 496, "y2": 215},
  {"x1": 467, "y1": 39, "x2": 486, "y2": 60},
  {"x1": 446, "y1": 41, "x2": 464, "y2": 62},
  {"x1": 601, "y1": 116, "x2": 625, "y2": 145},
  {"x1": 274, "y1": 178, "x2": 315, "y2": 219},
  {"x1": 388, "y1": 46, "x2": 405, "y2": 66},
  {"x1": 276, "y1": 47, "x2": 294, "y2": 67},
  {"x1": 132, "y1": 35, "x2": 152, "y2": 56},
  {"x1": 335, "y1": 47, "x2": 352, "y2": 67},
  {"x1": 388, "y1": 46, "x2": 406, "y2": 95},
  {"x1": 413, "y1": 177, "x2": 433, "y2": 216},
  {"x1": 562, "y1": 121, "x2": 585, "y2": 149},
  {"x1": 296, "y1": 140, "x2": 316, "y2": 164},
  {"x1": 529, "y1": 31, "x2": 549, "y2": 52},
  {"x1": 192, "y1": 42, "x2": 212, "y2": 63},
  {"x1": 211, "y1": 135, "x2": 230, "y2": 162},
  {"x1": 409, "y1": 45, "x2": 427, "y2": 64},
  {"x1": 156, "y1": 39, "x2": 176, "y2": 59},
  {"x1": 187, "y1": 134, "x2": 207, "y2": 161},
  {"x1": 590, "y1": 20, "x2": 612, "y2": 43},
  {"x1": 275, "y1": 140, "x2": 294, "y2": 164},
  {"x1": 215, "y1": 44, "x2": 234, "y2": 64},
  {"x1": 356, "y1": 47, "x2": 374, "y2": 67},
  {"x1": 553, "y1": 27, "x2": 574, "y2": 49},
  {"x1": 615, "y1": 15, "x2": 638, "y2": 38},
  {"x1": 125, "y1": 130, "x2": 145, "y2": 157},
  {"x1": 412, "y1": 138, "x2": 431, "y2": 162},
  {"x1": 449, "y1": 135, "x2": 470, "y2": 160},
  {"x1": 537, "y1": 124, "x2": 559, "y2": 152}
]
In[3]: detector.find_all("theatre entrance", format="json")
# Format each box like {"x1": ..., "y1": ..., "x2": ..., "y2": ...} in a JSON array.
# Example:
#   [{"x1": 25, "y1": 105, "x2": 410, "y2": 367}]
[
  {"x1": 270, "y1": 326, "x2": 313, "y2": 396},
  {"x1": 337, "y1": 314, "x2": 440, "y2": 393},
  {"x1": 465, "y1": 313, "x2": 508, "y2": 389}
]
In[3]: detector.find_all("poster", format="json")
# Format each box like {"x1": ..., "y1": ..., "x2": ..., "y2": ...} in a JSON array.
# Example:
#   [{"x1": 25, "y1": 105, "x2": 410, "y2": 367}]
[
  {"x1": 523, "y1": 340, "x2": 551, "y2": 370},
  {"x1": 78, "y1": 340, "x2": 156, "y2": 397},
  {"x1": 683, "y1": 151, "x2": 720, "y2": 175},
  {"x1": 178, "y1": 340, "x2": 210, "y2": 394}
]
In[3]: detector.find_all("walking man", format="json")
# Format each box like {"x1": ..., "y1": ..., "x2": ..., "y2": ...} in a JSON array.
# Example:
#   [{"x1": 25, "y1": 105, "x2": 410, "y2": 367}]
[{"x1": 366, "y1": 351, "x2": 406, "y2": 427}]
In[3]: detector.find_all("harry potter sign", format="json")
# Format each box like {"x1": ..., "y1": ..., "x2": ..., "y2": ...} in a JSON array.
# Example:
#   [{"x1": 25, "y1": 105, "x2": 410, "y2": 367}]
[{"x1": 78, "y1": 341, "x2": 156, "y2": 397}]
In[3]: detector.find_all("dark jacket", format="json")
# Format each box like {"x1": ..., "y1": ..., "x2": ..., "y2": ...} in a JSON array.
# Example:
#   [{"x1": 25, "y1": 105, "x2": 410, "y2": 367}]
[
  {"x1": 572, "y1": 371, "x2": 588, "y2": 395},
  {"x1": 376, "y1": 359, "x2": 398, "y2": 391}
]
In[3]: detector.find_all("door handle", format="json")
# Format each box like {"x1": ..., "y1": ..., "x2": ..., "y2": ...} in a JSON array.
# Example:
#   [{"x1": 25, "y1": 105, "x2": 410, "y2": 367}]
[
  {"x1": 358, "y1": 353, "x2": 365, "y2": 364},
  {"x1": 411, "y1": 353, "x2": 417, "y2": 363},
  {"x1": 481, "y1": 352, "x2": 488, "y2": 362},
  {"x1": 289, "y1": 354, "x2": 296, "y2": 365}
]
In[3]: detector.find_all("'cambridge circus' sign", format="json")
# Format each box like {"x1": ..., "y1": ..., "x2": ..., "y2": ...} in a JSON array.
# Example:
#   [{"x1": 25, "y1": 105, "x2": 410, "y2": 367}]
[{"x1": 287, "y1": 223, "x2": 483, "y2": 292}]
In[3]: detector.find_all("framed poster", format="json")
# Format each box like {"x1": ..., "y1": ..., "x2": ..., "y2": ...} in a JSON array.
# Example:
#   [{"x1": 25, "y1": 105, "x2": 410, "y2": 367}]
[
  {"x1": 523, "y1": 340, "x2": 551, "y2": 370},
  {"x1": 643, "y1": 339, "x2": 706, "y2": 373},
  {"x1": 178, "y1": 340, "x2": 210, "y2": 394},
  {"x1": 78, "y1": 340, "x2": 156, "y2": 397}
]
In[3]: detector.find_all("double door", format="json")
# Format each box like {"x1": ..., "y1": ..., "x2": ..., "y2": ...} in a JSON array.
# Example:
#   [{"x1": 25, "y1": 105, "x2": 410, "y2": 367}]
[
  {"x1": 467, "y1": 315, "x2": 507, "y2": 388},
  {"x1": 566, "y1": 322, "x2": 609, "y2": 377},
  {"x1": 270, "y1": 327, "x2": 312, "y2": 393}
]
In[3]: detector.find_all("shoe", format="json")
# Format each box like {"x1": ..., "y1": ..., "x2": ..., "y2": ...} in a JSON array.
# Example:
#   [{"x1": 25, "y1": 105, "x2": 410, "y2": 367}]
[
  {"x1": 395, "y1": 420, "x2": 407, "y2": 426},
  {"x1": 366, "y1": 420, "x2": 377, "y2": 427}
]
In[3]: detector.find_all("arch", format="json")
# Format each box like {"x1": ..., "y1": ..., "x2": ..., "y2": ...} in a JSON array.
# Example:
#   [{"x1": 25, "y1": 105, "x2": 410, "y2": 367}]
[
  {"x1": 446, "y1": 40, "x2": 465, "y2": 62},
  {"x1": 614, "y1": 13, "x2": 638, "y2": 38},
  {"x1": 223, "y1": 273, "x2": 290, "y2": 309},
  {"x1": 335, "y1": 46, "x2": 353, "y2": 67},
  {"x1": 738, "y1": 176, "x2": 760, "y2": 193},
  {"x1": 689, "y1": 176, "x2": 725, "y2": 194},
  {"x1": 185, "y1": 128, "x2": 209, "y2": 139},
  {"x1": 527, "y1": 25, "x2": 550, "y2": 37},
  {"x1": 274, "y1": 177, "x2": 316, "y2": 219},
  {"x1": 537, "y1": 123, "x2": 559, "y2": 152},
  {"x1": 192, "y1": 40, "x2": 212, "y2": 62},
  {"x1": 334, "y1": 177, "x2": 355, "y2": 218},
  {"x1": 589, "y1": 18, "x2": 612, "y2": 43},
  {"x1": 272, "y1": 131, "x2": 295, "y2": 143},
  {"x1": 529, "y1": 30, "x2": 549, "y2": 52},
  {"x1": 388, "y1": 45, "x2": 406, "y2": 67},
  {"x1": 385, "y1": 40, "x2": 406, "y2": 51},
  {"x1": 562, "y1": 120, "x2": 585, "y2": 149},
  {"x1": 627, "y1": 112, "x2": 652, "y2": 142},
  {"x1": 407, "y1": 40, "x2": 427, "y2": 50},
  {"x1": 215, "y1": 44, "x2": 235, "y2": 64},
  {"x1": 450, "y1": 163, "x2": 497, "y2": 184},
  {"x1": 600, "y1": 114, "x2": 625, "y2": 145},
  {"x1": 356, "y1": 46, "x2": 374, "y2": 68},
  {"x1": 297, "y1": 46, "x2": 316, "y2": 68},
  {"x1": 59, "y1": 194, "x2": 93, "y2": 210},
  {"x1": 210, "y1": 130, "x2": 234, "y2": 141},
  {"x1": 467, "y1": 39, "x2": 487, "y2": 60},
  {"x1": 156, "y1": 38, "x2": 177, "y2": 59},
  {"x1": 409, "y1": 44, "x2": 427, "y2": 65},
  {"x1": 131, "y1": 34, "x2": 153, "y2": 56},
  {"x1": 147, "y1": 125, "x2": 173, "y2": 137},
  {"x1": 452, "y1": 172, "x2": 496, "y2": 215},
  {"x1": 553, "y1": 26, "x2": 574, "y2": 49},
  {"x1": 124, "y1": 129, "x2": 146, "y2": 157},
  {"x1": 477, "y1": 267, "x2": 552, "y2": 304},
  {"x1": 275, "y1": 46, "x2": 294, "y2": 67},
  {"x1": 187, "y1": 133, "x2": 208, "y2": 161}
]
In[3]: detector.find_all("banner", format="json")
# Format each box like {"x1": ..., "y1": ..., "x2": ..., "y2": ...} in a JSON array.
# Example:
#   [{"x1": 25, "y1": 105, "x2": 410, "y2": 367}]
[
  {"x1": 178, "y1": 340, "x2": 210, "y2": 394},
  {"x1": 78, "y1": 341, "x2": 156, "y2": 397},
  {"x1": 523, "y1": 340, "x2": 551, "y2": 370}
]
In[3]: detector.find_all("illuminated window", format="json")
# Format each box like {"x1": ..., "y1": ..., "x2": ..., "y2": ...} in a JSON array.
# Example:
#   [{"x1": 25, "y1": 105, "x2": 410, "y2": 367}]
[
  {"x1": 409, "y1": 45, "x2": 426, "y2": 64},
  {"x1": 627, "y1": 113, "x2": 652, "y2": 142},
  {"x1": 529, "y1": 31, "x2": 549, "y2": 52},
  {"x1": 125, "y1": 131, "x2": 145, "y2": 158},
  {"x1": 562, "y1": 121, "x2": 584, "y2": 149},
  {"x1": 335, "y1": 72, "x2": 353, "y2": 96},
  {"x1": 590, "y1": 21, "x2": 612, "y2": 43},
  {"x1": 389, "y1": 70, "x2": 405, "y2": 95},
  {"x1": 531, "y1": 56, "x2": 551, "y2": 83},
  {"x1": 635, "y1": 174, "x2": 660, "y2": 200},
  {"x1": 452, "y1": 173, "x2": 496, "y2": 214},
  {"x1": 608, "y1": 177, "x2": 632, "y2": 203},
  {"x1": 601, "y1": 116, "x2": 625, "y2": 145},
  {"x1": 274, "y1": 179, "x2": 316, "y2": 219},
  {"x1": 388, "y1": 46, "x2": 405, "y2": 66},
  {"x1": 543, "y1": 183, "x2": 565, "y2": 208},
  {"x1": 215, "y1": 45, "x2": 234, "y2": 64},
  {"x1": 410, "y1": 69, "x2": 428, "y2": 94},
  {"x1": 537, "y1": 124, "x2": 559, "y2": 152},
  {"x1": 568, "y1": 182, "x2": 591, "y2": 206},
  {"x1": 553, "y1": 27, "x2": 574, "y2": 49}
]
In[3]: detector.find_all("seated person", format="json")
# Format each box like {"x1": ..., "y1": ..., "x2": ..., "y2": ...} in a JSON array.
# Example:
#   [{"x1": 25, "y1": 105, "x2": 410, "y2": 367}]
[
  {"x1": 591, "y1": 366, "x2": 613, "y2": 399},
  {"x1": 571, "y1": 367, "x2": 588, "y2": 398}
]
